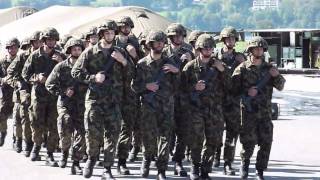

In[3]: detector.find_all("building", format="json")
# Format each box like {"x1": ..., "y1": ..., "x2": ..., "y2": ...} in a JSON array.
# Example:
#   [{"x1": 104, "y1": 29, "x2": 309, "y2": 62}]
[{"x1": 252, "y1": 0, "x2": 280, "y2": 10}]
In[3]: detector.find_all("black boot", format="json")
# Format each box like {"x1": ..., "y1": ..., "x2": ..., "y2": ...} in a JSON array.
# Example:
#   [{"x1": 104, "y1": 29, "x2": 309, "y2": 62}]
[
  {"x1": 157, "y1": 170, "x2": 166, "y2": 180},
  {"x1": 0, "y1": 131, "x2": 7, "y2": 147},
  {"x1": 173, "y1": 161, "x2": 187, "y2": 177},
  {"x1": 101, "y1": 166, "x2": 114, "y2": 180},
  {"x1": 117, "y1": 158, "x2": 130, "y2": 175},
  {"x1": 128, "y1": 146, "x2": 140, "y2": 162},
  {"x1": 71, "y1": 160, "x2": 82, "y2": 175},
  {"x1": 59, "y1": 151, "x2": 69, "y2": 168},
  {"x1": 200, "y1": 165, "x2": 211, "y2": 180},
  {"x1": 256, "y1": 169, "x2": 265, "y2": 180},
  {"x1": 24, "y1": 141, "x2": 33, "y2": 157},
  {"x1": 83, "y1": 158, "x2": 96, "y2": 178},
  {"x1": 213, "y1": 148, "x2": 221, "y2": 168},
  {"x1": 15, "y1": 138, "x2": 23, "y2": 153},
  {"x1": 240, "y1": 160, "x2": 250, "y2": 179},
  {"x1": 189, "y1": 163, "x2": 200, "y2": 180},
  {"x1": 30, "y1": 145, "x2": 41, "y2": 161},
  {"x1": 140, "y1": 158, "x2": 151, "y2": 178},
  {"x1": 223, "y1": 161, "x2": 236, "y2": 175},
  {"x1": 46, "y1": 152, "x2": 58, "y2": 167}
]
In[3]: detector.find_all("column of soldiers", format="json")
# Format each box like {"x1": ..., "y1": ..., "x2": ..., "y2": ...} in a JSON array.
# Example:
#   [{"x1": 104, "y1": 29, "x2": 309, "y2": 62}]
[{"x1": 0, "y1": 16, "x2": 285, "y2": 180}]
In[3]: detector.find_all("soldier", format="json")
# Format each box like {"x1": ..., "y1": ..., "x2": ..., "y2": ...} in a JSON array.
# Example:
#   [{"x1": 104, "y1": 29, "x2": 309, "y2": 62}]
[
  {"x1": 212, "y1": 27, "x2": 245, "y2": 175},
  {"x1": 138, "y1": 29, "x2": 150, "y2": 57},
  {"x1": 45, "y1": 38, "x2": 86, "y2": 174},
  {"x1": 84, "y1": 26, "x2": 98, "y2": 47},
  {"x1": 71, "y1": 20, "x2": 132, "y2": 180},
  {"x1": 188, "y1": 30, "x2": 203, "y2": 57},
  {"x1": 163, "y1": 23, "x2": 194, "y2": 177},
  {"x1": 131, "y1": 30, "x2": 180, "y2": 180},
  {"x1": 7, "y1": 31, "x2": 42, "y2": 157},
  {"x1": 22, "y1": 27, "x2": 63, "y2": 167},
  {"x1": 232, "y1": 36, "x2": 285, "y2": 180},
  {"x1": 20, "y1": 37, "x2": 31, "y2": 51},
  {"x1": 59, "y1": 34, "x2": 73, "y2": 50},
  {"x1": 182, "y1": 34, "x2": 231, "y2": 180},
  {"x1": 0, "y1": 38, "x2": 20, "y2": 147}
]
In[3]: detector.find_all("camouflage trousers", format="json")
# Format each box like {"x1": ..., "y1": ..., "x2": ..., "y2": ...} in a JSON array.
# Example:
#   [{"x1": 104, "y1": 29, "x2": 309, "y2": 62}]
[
  {"x1": 140, "y1": 96, "x2": 174, "y2": 171},
  {"x1": 240, "y1": 108, "x2": 273, "y2": 170},
  {"x1": 13, "y1": 102, "x2": 32, "y2": 143},
  {"x1": 190, "y1": 105, "x2": 224, "y2": 172},
  {"x1": 29, "y1": 99, "x2": 59, "y2": 153},
  {"x1": 0, "y1": 97, "x2": 14, "y2": 133},
  {"x1": 84, "y1": 101, "x2": 121, "y2": 167},
  {"x1": 223, "y1": 103, "x2": 241, "y2": 163},
  {"x1": 117, "y1": 101, "x2": 141, "y2": 160},
  {"x1": 57, "y1": 97, "x2": 86, "y2": 161}
]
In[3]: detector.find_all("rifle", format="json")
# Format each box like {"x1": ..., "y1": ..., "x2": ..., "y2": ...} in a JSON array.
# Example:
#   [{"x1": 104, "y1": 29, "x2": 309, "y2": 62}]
[
  {"x1": 241, "y1": 72, "x2": 271, "y2": 112},
  {"x1": 88, "y1": 47, "x2": 116, "y2": 94},
  {"x1": 190, "y1": 64, "x2": 218, "y2": 107}
]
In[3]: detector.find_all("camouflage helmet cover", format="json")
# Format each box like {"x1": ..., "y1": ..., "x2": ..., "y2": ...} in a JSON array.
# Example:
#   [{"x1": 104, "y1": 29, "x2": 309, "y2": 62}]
[
  {"x1": 20, "y1": 37, "x2": 31, "y2": 49},
  {"x1": 219, "y1": 26, "x2": 238, "y2": 41},
  {"x1": 40, "y1": 27, "x2": 60, "y2": 41},
  {"x1": 195, "y1": 34, "x2": 215, "y2": 50},
  {"x1": 146, "y1": 30, "x2": 167, "y2": 45},
  {"x1": 166, "y1": 23, "x2": 187, "y2": 37},
  {"x1": 117, "y1": 16, "x2": 134, "y2": 28},
  {"x1": 85, "y1": 26, "x2": 97, "y2": 40},
  {"x1": 30, "y1": 31, "x2": 41, "y2": 41},
  {"x1": 97, "y1": 20, "x2": 118, "y2": 37},
  {"x1": 5, "y1": 37, "x2": 20, "y2": 48},
  {"x1": 246, "y1": 36, "x2": 268, "y2": 52},
  {"x1": 64, "y1": 38, "x2": 85, "y2": 54},
  {"x1": 188, "y1": 30, "x2": 203, "y2": 43}
]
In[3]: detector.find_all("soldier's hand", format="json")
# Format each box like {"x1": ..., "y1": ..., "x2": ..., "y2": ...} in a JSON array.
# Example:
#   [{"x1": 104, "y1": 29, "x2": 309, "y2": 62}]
[
  {"x1": 38, "y1": 73, "x2": 47, "y2": 84},
  {"x1": 95, "y1": 72, "x2": 105, "y2": 84},
  {"x1": 269, "y1": 67, "x2": 280, "y2": 77},
  {"x1": 65, "y1": 87, "x2": 74, "y2": 97},
  {"x1": 52, "y1": 53, "x2": 63, "y2": 63},
  {"x1": 146, "y1": 82, "x2": 159, "y2": 92},
  {"x1": 248, "y1": 86, "x2": 258, "y2": 97},
  {"x1": 180, "y1": 52, "x2": 192, "y2": 61},
  {"x1": 163, "y1": 64, "x2": 179, "y2": 74},
  {"x1": 126, "y1": 44, "x2": 138, "y2": 59},
  {"x1": 112, "y1": 50, "x2": 127, "y2": 66},
  {"x1": 213, "y1": 60, "x2": 225, "y2": 72},
  {"x1": 195, "y1": 80, "x2": 206, "y2": 91}
]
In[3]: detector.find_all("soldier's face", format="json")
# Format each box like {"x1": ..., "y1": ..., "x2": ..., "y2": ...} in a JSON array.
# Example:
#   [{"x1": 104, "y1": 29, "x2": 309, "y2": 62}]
[
  {"x1": 31, "y1": 40, "x2": 42, "y2": 50},
  {"x1": 70, "y1": 46, "x2": 83, "y2": 58},
  {"x1": 224, "y1": 37, "x2": 236, "y2": 49},
  {"x1": 102, "y1": 30, "x2": 115, "y2": 44},
  {"x1": 120, "y1": 25, "x2": 131, "y2": 36},
  {"x1": 89, "y1": 35, "x2": 98, "y2": 45},
  {"x1": 251, "y1": 47, "x2": 264, "y2": 58},
  {"x1": 200, "y1": 47, "x2": 213, "y2": 58},
  {"x1": 171, "y1": 35, "x2": 184, "y2": 46},
  {"x1": 151, "y1": 41, "x2": 165, "y2": 54},
  {"x1": 7, "y1": 45, "x2": 19, "y2": 57},
  {"x1": 45, "y1": 38, "x2": 57, "y2": 49}
]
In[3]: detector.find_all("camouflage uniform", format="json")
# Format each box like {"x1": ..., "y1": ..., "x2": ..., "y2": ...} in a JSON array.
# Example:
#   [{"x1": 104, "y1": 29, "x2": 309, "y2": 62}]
[
  {"x1": 182, "y1": 34, "x2": 231, "y2": 179},
  {"x1": 131, "y1": 30, "x2": 180, "y2": 178},
  {"x1": 232, "y1": 36, "x2": 286, "y2": 179},
  {"x1": 71, "y1": 37, "x2": 132, "y2": 177},
  {"x1": 45, "y1": 38, "x2": 87, "y2": 167},
  {"x1": 21, "y1": 28, "x2": 61, "y2": 163}
]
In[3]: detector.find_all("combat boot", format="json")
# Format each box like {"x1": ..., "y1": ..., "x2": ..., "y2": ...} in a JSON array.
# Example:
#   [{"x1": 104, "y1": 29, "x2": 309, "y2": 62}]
[
  {"x1": 0, "y1": 131, "x2": 7, "y2": 146},
  {"x1": 213, "y1": 148, "x2": 221, "y2": 168},
  {"x1": 71, "y1": 160, "x2": 82, "y2": 175},
  {"x1": 157, "y1": 170, "x2": 166, "y2": 180},
  {"x1": 30, "y1": 145, "x2": 41, "y2": 161},
  {"x1": 15, "y1": 138, "x2": 23, "y2": 153},
  {"x1": 255, "y1": 169, "x2": 265, "y2": 180},
  {"x1": 101, "y1": 166, "x2": 114, "y2": 180},
  {"x1": 128, "y1": 146, "x2": 140, "y2": 162},
  {"x1": 59, "y1": 150, "x2": 69, "y2": 168},
  {"x1": 223, "y1": 161, "x2": 236, "y2": 175},
  {"x1": 240, "y1": 159, "x2": 250, "y2": 179},
  {"x1": 140, "y1": 158, "x2": 151, "y2": 178},
  {"x1": 24, "y1": 141, "x2": 33, "y2": 157},
  {"x1": 200, "y1": 164, "x2": 211, "y2": 180},
  {"x1": 117, "y1": 158, "x2": 130, "y2": 175},
  {"x1": 83, "y1": 158, "x2": 96, "y2": 178},
  {"x1": 189, "y1": 163, "x2": 200, "y2": 180},
  {"x1": 173, "y1": 161, "x2": 187, "y2": 177},
  {"x1": 46, "y1": 152, "x2": 58, "y2": 167}
]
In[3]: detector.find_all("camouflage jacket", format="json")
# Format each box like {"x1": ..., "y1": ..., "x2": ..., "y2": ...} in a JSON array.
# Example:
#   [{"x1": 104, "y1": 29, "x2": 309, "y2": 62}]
[
  {"x1": 114, "y1": 35, "x2": 143, "y2": 63},
  {"x1": 45, "y1": 57, "x2": 87, "y2": 104},
  {"x1": 21, "y1": 47, "x2": 61, "y2": 102},
  {"x1": 0, "y1": 55, "x2": 15, "y2": 101},
  {"x1": 71, "y1": 42, "x2": 133, "y2": 104},
  {"x1": 213, "y1": 47, "x2": 244, "y2": 72},
  {"x1": 232, "y1": 59, "x2": 285, "y2": 113},
  {"x1": 182, "y1": 57, "x2": 231, "y2": 108},
  {"x1": 131, "y1": 54, "x2": 180, "y2": 101}
]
